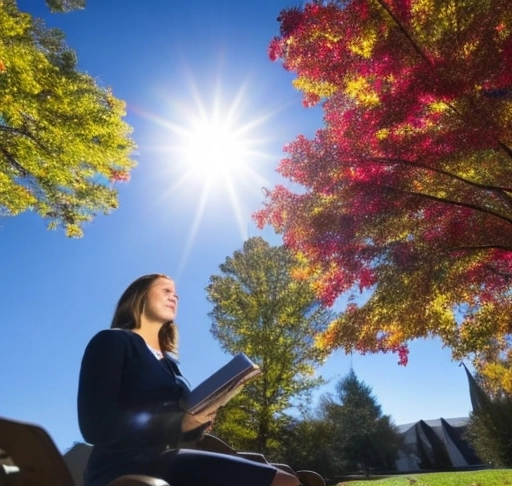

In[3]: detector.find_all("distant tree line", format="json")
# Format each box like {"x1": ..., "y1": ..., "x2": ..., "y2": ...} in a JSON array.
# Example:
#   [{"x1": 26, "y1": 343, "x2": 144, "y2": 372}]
[{"x1": 278, "y1": 369, "x2": 402, "y2": 482}]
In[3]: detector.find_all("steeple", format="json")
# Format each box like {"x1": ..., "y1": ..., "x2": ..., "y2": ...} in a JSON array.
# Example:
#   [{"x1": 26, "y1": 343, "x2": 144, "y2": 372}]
[{"x1": 461, "y1": 362, "x2": 490, "y2": 412}]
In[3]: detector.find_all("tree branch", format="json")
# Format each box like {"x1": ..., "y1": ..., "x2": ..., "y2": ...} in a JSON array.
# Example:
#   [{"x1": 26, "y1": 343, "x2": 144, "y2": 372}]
[
  {"x1": 376, "y1": 1, "x2": 512, "y2": 163},
  {"x1": 449, "y1": 244, "x2": 512, "y2": 253},
  {"x1": 0, "y1": 146, "x2": 30, "y2": 177},
  {"x1": 388, "y1": 186, "x2": 512, "y2": 226},
  {"x1": 372, "y1": 156, "x2": 512, "y2": 209},
  {"x1": 375, "y1": 0, "x2": 430, "y2": 63},
  {"x1": 499, "y1": 142, "x2": 512, "y2": 160},
  {"x1": 0, "y1": 122, "x2": 51, "y2": 153},
  {"x1": 376, "y1": 156, "x2": 512, "y2": 192}
]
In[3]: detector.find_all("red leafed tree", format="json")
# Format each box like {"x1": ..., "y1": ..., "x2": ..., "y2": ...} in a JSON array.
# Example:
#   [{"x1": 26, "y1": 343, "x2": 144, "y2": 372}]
[{"x1": 255, "y1": 0, "x2": 512, "y2": 392}]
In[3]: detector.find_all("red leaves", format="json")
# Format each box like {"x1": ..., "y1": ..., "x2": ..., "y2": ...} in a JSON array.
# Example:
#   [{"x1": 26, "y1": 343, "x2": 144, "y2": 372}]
[
  {"x1": 109, "y1": 169, "x2": 130, "y2": 183},
  {"x1": 268, "y1": 37, "x2": 283, "y2": 62},
  {"x1": 260, "y1": 0, "x2": 512, "y2": 371},
  {"x1": 396, "y1": 345, "x2": 409, "y2": 366},
  {"x1": 277, "y1": 7, "x2": 304, "y2": 37}
]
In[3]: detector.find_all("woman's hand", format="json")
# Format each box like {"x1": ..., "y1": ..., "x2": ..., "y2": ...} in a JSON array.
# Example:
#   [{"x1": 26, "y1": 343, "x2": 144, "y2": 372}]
[{"x1": 181, "y1": 409, "x2": 217, "y2": 433}]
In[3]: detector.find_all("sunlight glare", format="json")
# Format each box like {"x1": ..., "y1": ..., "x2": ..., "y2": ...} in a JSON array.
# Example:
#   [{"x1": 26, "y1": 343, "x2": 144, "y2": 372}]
[
  {"x1": 141, "y1": 77, "x2": 277, "y2": 274},
  {"x1": 180, "y1": 116, "x2": 249, "y2": 181}
]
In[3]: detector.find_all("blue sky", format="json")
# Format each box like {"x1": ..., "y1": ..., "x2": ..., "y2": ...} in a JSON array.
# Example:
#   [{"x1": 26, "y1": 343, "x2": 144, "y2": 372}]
[{"x1": 1, "y1": 0, "x2": 472, "y2": 453}]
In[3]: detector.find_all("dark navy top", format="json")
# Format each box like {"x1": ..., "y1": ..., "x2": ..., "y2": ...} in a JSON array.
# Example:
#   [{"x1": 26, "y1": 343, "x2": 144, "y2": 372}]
[
  {"x1": 78, "y1": 329, "x2": 200, "y2": 486},
  {"x1": 78, "y1": 329, "x2": 278, "y2": 486}
]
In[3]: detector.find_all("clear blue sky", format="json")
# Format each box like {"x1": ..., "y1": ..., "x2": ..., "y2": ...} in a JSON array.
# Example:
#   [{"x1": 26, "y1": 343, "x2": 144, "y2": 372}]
[{"x1": 1, "y1": 0, "x2": 472, "y2": 453}]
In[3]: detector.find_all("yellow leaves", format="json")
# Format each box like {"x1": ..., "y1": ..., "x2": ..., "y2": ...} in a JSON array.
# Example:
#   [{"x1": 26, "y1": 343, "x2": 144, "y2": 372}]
[
  {"x1": 308, "y1": 24, "x2": 342, "y2": 44},
  {"x1": 411, "y1": 0, "x2": 458, "y2": 30},
  {"x1": 313, "y1": 257, "x2": 471, "y2": 361},
  {"x1": 0, "y1": 4, "x2": 31, "y2": 38},
  {"x1": 65, "y1": 224, "x2": 83, "y2": 238},
  {"x1": 344, "y1": 76, "x2": 379, "y2": 106},
  {"x1": 480, "y1": 362, "x2": 512, "y2": 395},
  {"x1": 427, "y1": 291, "x2": 455, "y2": 333},
  {"x1": 411, "y1": 0, "x2": 435, "y2": 15},
  {"x1": 292, "y1": 76, "x2": 337, "y2": 99},
  {"x1": 290, "y1": 254, "x2": 314, "y2": 282},
  {"x1": 376, "y1": 128, "x2": 390, "y2": 140},
  {"x1": 462, "y1": 40, "x2": 479, "y2": 58},
  {"x1": 428, "y1": 100, "x2": 449, "y2": 114},
  {"x1": 385, "y1": 98, "x2": 448, "y2": 141},
  {"x1": 315, "y1": 320, "x2": 339, "y2": 352},
  {"x1": 347, "y1": 28, "x2": 378, "y2": 59},
  {"x1": 0, "y1": 172, "x2": 37, "y2": 214},
  {"x1": 0, "y1": 1, "x2": 136, "y2": 237},
  {"x1": 411, "y1": 0, "x2": 497, "y2": 53}
]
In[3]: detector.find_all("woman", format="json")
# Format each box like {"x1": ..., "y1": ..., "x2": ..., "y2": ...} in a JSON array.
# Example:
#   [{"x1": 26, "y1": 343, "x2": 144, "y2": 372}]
[{"x1": 78, "y1": 273, "x2": 299, "y2": 486}]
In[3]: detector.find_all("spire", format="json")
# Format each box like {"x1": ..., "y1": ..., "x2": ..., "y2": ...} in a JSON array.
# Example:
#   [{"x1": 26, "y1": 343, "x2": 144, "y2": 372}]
[{"x1": 461, "y1": 362, "x2": 490, "y2": 412}]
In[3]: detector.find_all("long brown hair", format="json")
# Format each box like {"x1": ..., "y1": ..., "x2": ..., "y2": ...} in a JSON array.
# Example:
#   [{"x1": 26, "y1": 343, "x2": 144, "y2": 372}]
[{"x1": 110, "y1": 274, "x2": 179, "y2": 356}]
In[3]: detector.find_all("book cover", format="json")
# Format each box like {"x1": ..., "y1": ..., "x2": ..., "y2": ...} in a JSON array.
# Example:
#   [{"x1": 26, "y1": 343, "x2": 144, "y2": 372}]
[{"x1": 180, "y1": 352, "x2": 261, "y2": 415}]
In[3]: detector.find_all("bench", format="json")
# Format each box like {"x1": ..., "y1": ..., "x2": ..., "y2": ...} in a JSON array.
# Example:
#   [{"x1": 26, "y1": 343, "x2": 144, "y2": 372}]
[
  {"x1": 0, "y1": 417, "x2": 168, "y2": 486},
  {"x1": 1, "y1": 417, "x2": 324, "y2": 486}
]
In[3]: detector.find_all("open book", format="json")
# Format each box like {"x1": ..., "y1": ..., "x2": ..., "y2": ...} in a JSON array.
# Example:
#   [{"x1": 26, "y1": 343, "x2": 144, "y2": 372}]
[{"x1": 180, "y1": 352, "x2": 262, "y2": 415}]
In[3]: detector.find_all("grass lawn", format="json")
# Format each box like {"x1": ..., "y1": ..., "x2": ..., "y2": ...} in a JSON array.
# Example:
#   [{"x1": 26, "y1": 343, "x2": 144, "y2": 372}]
[{"x1": 334, "y1": 469, "x2": 512, "y2": 486}]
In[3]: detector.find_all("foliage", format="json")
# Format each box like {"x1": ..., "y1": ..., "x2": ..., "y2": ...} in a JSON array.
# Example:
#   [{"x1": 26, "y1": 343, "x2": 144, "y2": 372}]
[
  {"x1": 206, "y1": 237, "x2": 335, "y2": 456},
  {"x1": 335, "y1": 469, "x2": 512, "y2": 486},
  {"x1": 0, "y1": 0, "x2": 135, "y2": 236},
  {"x1": 44, "y1": 0, "x2": 85, "y2": 13},
  {"x1": 208, "y1": 394, "x2": 263, "y2": 452},
  {"x1": 255, "y1": 0, "x2": 512, "y2": 385},
  {"x1": 210, "y1": 393, "x2": 296, "y2": 463},
  {"x1": 465, "y1": 391, "x2": 512, "y2": 467},
  {"x1": 319, "y1": 369, "x2": 402, "y2": 476},
  {"x1": 279, "y1": 415, "x2": 338, "y2": 482},
  {"x1": 475, "y1": 352, "x2": 512, "y2": 396}
]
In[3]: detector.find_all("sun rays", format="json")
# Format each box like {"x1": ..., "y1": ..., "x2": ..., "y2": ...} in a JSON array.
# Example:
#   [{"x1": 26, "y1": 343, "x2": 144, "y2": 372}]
[{"x1": 138, "y1": 76, "x2": 277, "y2": 272}]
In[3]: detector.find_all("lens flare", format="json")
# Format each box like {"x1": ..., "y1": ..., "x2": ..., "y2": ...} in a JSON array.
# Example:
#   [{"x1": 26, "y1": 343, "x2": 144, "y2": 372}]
[{"x1": 138, "y1": 77, "x2": 277, "y2": 272}]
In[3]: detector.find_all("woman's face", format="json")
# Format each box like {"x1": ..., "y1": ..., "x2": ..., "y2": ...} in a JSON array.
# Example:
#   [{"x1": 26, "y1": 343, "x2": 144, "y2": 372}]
[{"x1": 142, "y1": 277, "x2": 179, "y2": 324}]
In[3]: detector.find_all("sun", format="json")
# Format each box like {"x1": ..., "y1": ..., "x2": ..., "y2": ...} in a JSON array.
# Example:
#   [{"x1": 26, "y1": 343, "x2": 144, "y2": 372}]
[
  {"x1": 147, "y1": 80, "x2": 273, "y2": 195},
  {"x1": 176, "y1": 107, "x2": 257, "y2": 184},
  {"x1": 140, "y1": 79, "x2": 276, "y2": 268}
]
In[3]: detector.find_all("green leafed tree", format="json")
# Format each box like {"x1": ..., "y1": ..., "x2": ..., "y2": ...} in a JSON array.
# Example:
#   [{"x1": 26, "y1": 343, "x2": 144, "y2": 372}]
[
  {"x1": 255, "y1": 0, "x2": 512, "y2": 388},
  {"x1": 206, "y1": 237, "x2": 335, "y2": 457},
  {"x1": 0, "y1": 0, "x2": 135, "y2": 237},
  {"x1": 44, "y1": 0, "x2": 85, "y2": 13},
  {"x1": 318, "y1": 369, "x2": 402, "y2": 477},
  {"x1": 279, "y1": 415, "x2": 337, "y2": 482},
  {"x1": 465, "y1": 394, "x2": 512, "y2": 467},
  {"x1": 464, "y1": 368, "x2": 512, "y2": 467}
]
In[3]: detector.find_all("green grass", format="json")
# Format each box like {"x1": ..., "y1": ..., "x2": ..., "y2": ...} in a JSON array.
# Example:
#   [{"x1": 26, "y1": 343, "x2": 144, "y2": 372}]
[{"x1": 334, "y1": 469, "x2": 512, "y2": 486}]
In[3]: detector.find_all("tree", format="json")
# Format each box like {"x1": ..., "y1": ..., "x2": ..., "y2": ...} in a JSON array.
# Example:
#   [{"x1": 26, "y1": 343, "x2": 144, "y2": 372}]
[
  {"x1": 319, "y1": 369, "x2": 401, "y2": 477},
  {"x1": 0, "y1": 1, "x2": 135, "y2": 237},
  {"x1": 279, "y1": 415, "x2": 337, "y2": 482},
  {"x1": 464, "y1": 366, "x2": 512, "y2": 467},
  {"x1": 206, "y1": 237, "x2": 335, "y2": 457},
  {"x1": 44, "y1": 0, "x2": 85, "y2": 13},
  {"x1": 465, "y1": 390, "x2": 512, "y2": 467},
  {"x1": 255, "y1": 0, "x2": 512, "y2": 387}
]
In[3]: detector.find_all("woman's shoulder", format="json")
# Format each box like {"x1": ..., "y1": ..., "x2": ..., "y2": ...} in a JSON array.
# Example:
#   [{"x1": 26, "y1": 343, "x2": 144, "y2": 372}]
[
  {"x1": 81, "y1": 329, "x2": 150, "y2": 366},
  {"x1": 86, "y1": 328, "x2": 141, "y2": 351}
]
